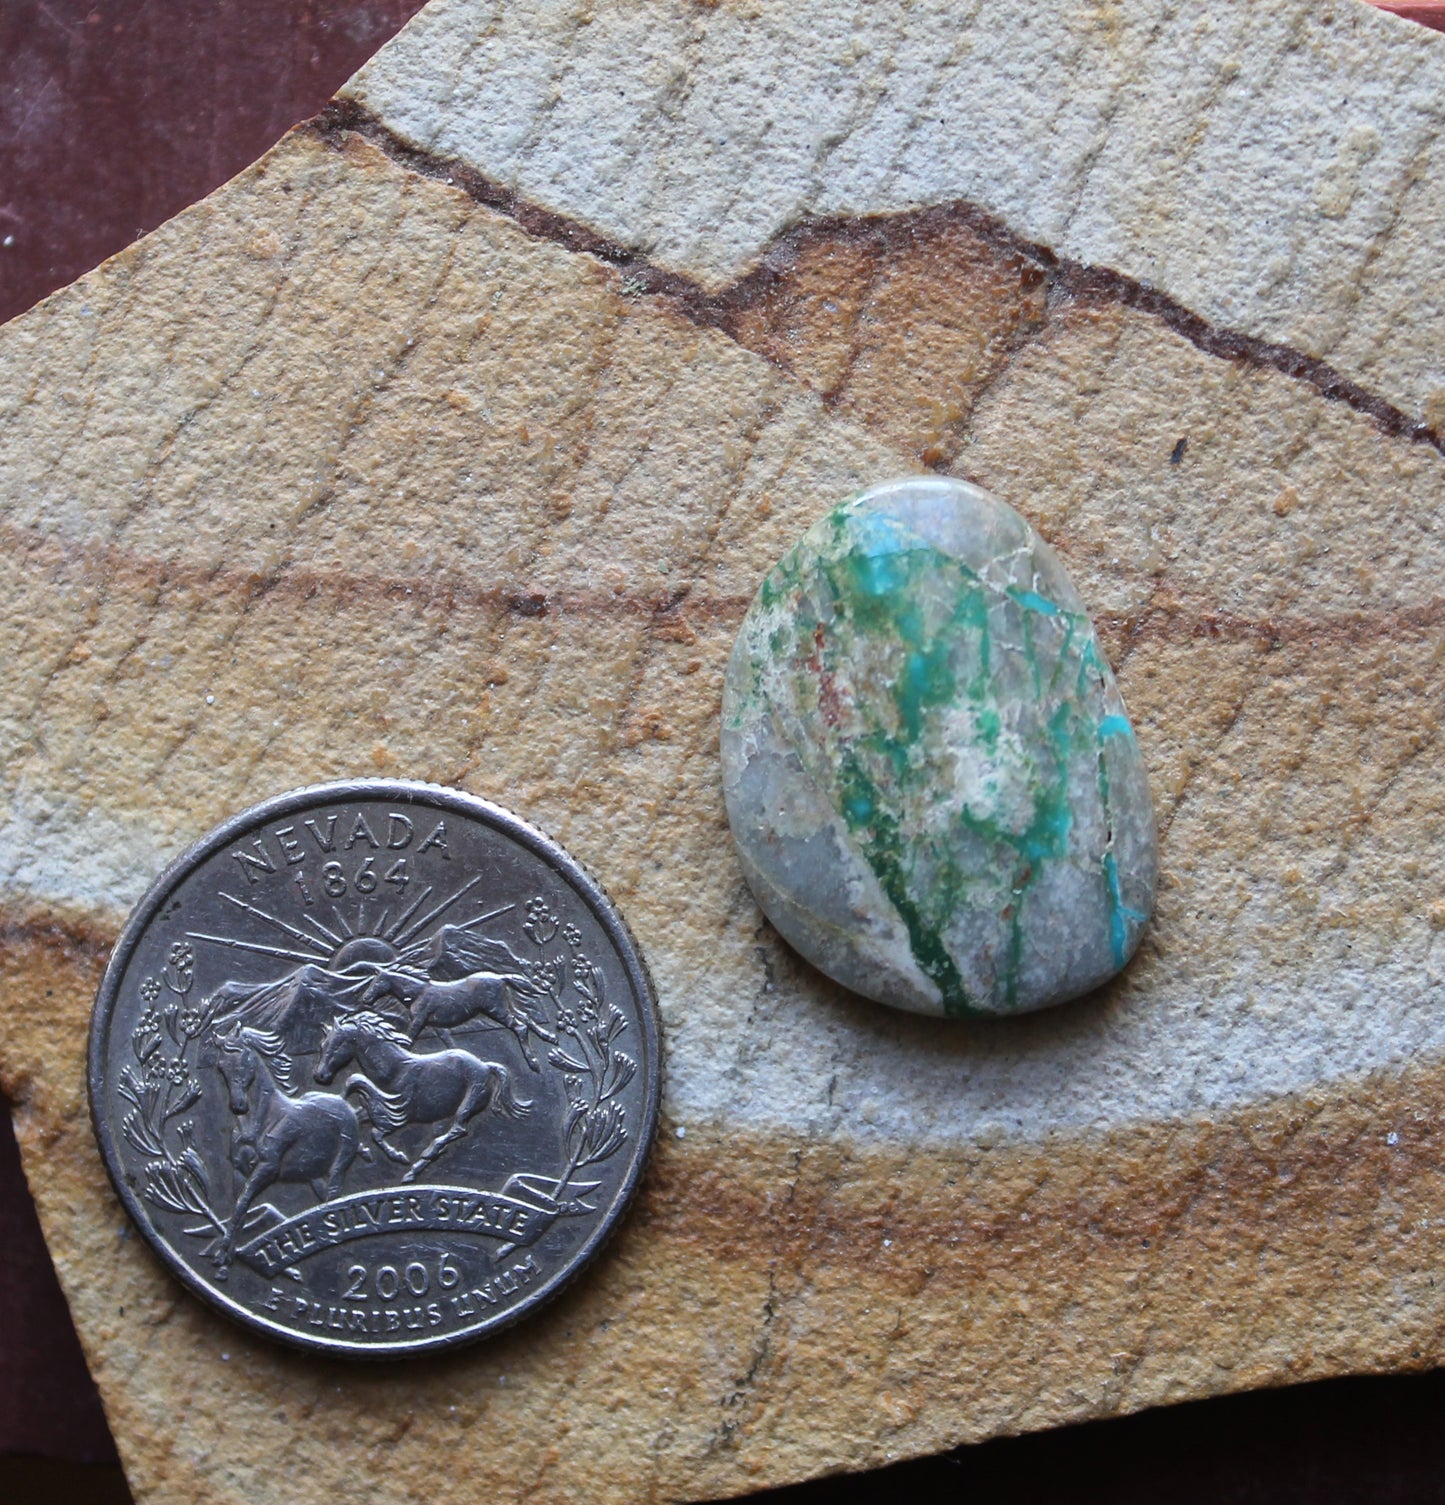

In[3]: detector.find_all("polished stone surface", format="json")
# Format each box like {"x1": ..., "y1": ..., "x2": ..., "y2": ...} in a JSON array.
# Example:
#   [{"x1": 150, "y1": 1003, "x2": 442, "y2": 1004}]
[{"x1": 722, "y1": 476, "x2": 1157, "y2": 1017}]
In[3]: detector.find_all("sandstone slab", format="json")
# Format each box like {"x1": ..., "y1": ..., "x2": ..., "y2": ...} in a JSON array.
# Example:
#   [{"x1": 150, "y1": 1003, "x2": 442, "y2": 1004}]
[
  {"x1": 0, "y1": 0, "x2": 1442, "y2": 1501},
  {"x1": 345, "y1": 0, "x2": 1445, "y2": 426}
]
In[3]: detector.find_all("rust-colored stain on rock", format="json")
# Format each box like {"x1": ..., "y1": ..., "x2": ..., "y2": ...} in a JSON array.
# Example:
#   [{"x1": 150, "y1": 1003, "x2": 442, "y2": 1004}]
[{"x1": 1, "y1": 12, "x2": 1443, "y2": 1500}]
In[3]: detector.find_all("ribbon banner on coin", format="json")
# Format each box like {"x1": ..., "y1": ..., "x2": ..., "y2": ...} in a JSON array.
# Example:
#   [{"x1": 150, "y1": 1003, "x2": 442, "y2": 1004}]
[{"x1": 89, "y1": 782, "x2": 660, "y2": 1357}]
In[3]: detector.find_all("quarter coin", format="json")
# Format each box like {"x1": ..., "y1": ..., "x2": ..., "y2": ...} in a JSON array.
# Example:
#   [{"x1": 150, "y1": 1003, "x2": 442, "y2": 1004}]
[{"x1": 89, "y1": 781, "x2": 660, "y2": 1357}]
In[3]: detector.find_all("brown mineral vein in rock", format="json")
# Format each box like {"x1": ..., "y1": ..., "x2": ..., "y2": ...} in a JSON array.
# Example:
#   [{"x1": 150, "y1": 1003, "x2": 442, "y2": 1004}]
[
  {"x1": 5, "y1": 516, "x2": 1444, "y2": 656},
  {"x1": 342, "y1": 0, "x2": 1445, "y2": 423},
  {"x1": 317, "y1": 104, "x2": 1445, "y2": 467},
  {"x1": 0, "y1": 11, "x2": 1443, "y2": 1501}
]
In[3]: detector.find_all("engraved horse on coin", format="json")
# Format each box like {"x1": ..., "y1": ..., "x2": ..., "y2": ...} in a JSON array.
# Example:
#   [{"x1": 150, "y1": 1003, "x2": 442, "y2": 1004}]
[
  {"x1": 315, "y1": 1011, "x2": 531, "y2": 1182},
  {"x1": 213, "y1": 1023, "x2": 369, "y2": 1271},
  {"x1": 356, "y1": 960, "x2": 557, "y2": 1069},
  {"x1": 358, "y1": 926, "x2": 558, "y2": 1068}
]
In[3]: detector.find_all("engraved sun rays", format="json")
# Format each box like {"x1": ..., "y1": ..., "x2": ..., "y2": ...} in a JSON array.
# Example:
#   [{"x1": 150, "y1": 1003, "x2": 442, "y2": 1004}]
[{"x1": 186, "y1": 875, "x2": 515, "y2": 969}]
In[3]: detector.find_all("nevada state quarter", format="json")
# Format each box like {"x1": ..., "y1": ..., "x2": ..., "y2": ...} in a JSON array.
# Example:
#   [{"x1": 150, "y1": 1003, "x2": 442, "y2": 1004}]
[{"x1": 89, "y1": 781, "x2": 660, "y2": 1357}]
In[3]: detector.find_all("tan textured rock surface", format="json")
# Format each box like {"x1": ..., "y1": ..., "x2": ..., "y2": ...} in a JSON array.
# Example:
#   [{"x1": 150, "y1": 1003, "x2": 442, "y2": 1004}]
[
  {"x1": 346, "y1": 0, "x2": 1445, "y2": 424},
  {"x1": 1, "y1": 0, "x2": 1444, "y2": 1499}
]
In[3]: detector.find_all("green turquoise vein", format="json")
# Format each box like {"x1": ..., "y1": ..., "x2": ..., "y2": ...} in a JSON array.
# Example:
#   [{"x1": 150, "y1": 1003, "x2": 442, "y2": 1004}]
[{"x1": 747, "y1": 507, "x2": 1141, "y2": 1017}]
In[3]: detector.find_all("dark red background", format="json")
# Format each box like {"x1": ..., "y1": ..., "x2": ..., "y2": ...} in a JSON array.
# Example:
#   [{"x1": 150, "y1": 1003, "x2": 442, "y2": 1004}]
[
  {"x1": 3, "y1": 1, "x2": 1445, "y2": 1500},
  {"x1": 0, "y1": 0, "x2": 426, "y2": 323}
]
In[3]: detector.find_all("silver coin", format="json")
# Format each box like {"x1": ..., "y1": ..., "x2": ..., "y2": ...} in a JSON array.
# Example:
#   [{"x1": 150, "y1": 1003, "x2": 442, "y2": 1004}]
[{"x1": 89, "y1": 780, "x2": 660, "y2": 1358}]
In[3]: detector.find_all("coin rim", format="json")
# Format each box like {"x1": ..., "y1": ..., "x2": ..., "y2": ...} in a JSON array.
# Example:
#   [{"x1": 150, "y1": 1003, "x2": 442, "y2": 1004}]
[{"x1": 88, "y1": 778, "x2": 662, "y2": 1360}]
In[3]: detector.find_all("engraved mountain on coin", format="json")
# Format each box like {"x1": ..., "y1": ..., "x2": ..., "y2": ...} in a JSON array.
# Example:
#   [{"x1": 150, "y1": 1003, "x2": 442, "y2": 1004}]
[{"x1": 92, "y1": 785, "x2": 659, "y2": 1355}]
